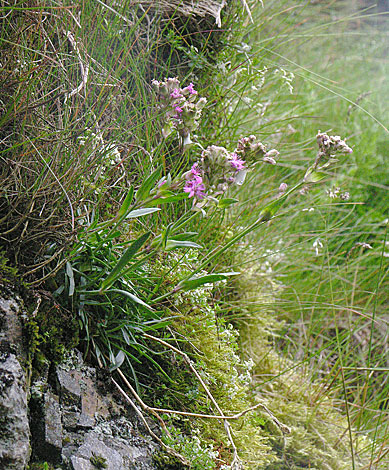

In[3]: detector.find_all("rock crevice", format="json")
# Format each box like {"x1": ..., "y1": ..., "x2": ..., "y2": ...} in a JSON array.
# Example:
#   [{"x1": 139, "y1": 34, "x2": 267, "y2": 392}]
[{"x1": 0, "y1": 291, "x2": 159, "y2": 470}]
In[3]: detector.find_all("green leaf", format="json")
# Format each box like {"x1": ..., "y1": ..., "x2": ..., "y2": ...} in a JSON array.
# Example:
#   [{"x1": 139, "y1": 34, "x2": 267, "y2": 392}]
[
  {"x1": 157, "y1": 190, "x2": 175, "y2": 197},
  {"x1": 66, "y1": 261, "x2": 75, "y2": 297},
  {"x1": 136, "y1": 166, "x2": 162, "y2": 201},
  {"x1": 125, "y1": 207, "x2": 161, "y2": 218},
  {"x1": 179, "y1": 272, "x2": 240, "y2": 291},
  {"x1": 162, "y1": 223, "x2": 174, "y2": 249},
  {"x1": 110, "y1": 288, "x2": 154, "y2": 311},
  {"x1": 260, "y1": 198, "x2": 284, "y2": 221},
  {"x1": 143, "y1": 318, "x2": 174, "y2": 330},
  {"x1": 122, "y1": 328, "x2": 132, "y2": 345},
  {"x1": 165, "y1": 240, "x2": 202, "y2": 250},
  {"x1": 156, "y1": 173, "x2": 172, "y2": 189},
  {"x1": 100, "y1": 232, "x2": 151, "y2": 291},
  {"x1": 148, "y1": 193, "x2": 189, "y2": 206},
  {"x1": 218, "y1": 198, "x2": 239, "y2": 209},
  {"x1": 259, "y1": 181, "x2": 304, "y2": 221},
  {"x1": 116, "y1": 186, "x2": 134, "y2": 220},
  {"x1": 94, "y1": 344, "x2": 104, "y2": 366},
  {"x1": 260, "y1": 194, "x2": 289, "y2": 221},
  {"x1": 304, "y1": 170, "x2": 328, "y2": 183},
  {"x1": 170, "y1": 232, "x2": 198, "y2": 241},
  {"x1": 109, "y1": 349, "x2": 126, "y2": 372}
]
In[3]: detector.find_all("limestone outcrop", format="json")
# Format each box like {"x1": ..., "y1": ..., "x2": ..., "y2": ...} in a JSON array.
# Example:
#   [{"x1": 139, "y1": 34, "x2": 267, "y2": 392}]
[{"x1": 0, "y1": 290, "x2": 159, "y2": 470}]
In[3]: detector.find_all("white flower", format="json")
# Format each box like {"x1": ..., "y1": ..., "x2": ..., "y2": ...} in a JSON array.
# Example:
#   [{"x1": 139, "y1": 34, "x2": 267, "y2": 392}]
[{"x1": 313, "y1": 238, "x2": 323, "y2": 256}]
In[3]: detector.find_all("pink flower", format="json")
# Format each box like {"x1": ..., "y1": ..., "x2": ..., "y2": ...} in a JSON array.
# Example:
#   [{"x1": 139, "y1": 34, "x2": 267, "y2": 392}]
[
  {"x1": 170, "y1": 88, "x2": 182, "y2": 99},
  {"x1": 278, "y1": 183, "x2": 288, "y2": 194},
  {"x1": 184, "y1": 176, "x2": 206, "y2": 199},
  {"x1": 185, "y1": 83, "x2": 197, "y2": 95},
  {"x1": 173, "y1": 105, "x2": 183, "y2": 118},
  {"x1": 190, "y1": 162, "x2": 202, "y2": 177},
  {"x1": 230, "y1": 152, "x2": 246, "y2": 171}
]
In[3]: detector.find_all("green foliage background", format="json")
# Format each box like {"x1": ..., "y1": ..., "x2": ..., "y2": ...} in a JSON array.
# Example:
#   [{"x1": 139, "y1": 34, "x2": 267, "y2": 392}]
[{"x1": 0, "y1": 1, "x2": 387, "y2": 469}]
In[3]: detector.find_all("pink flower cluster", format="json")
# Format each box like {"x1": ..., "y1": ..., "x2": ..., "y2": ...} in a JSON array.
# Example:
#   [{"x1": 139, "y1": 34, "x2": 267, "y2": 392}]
[
  {"x1": 184, "y1": 163, "x2": 206, "y2": 199},
  {"x1": 170, "y1": 83, "x2": 198, "y2": 119},
  {"x1": 152, "y1": 78, "x2": 206, "y2": 141},
  {"x1": 230, "y1": 152, "x2": 246, "y2": 171},
  {"x1": 170, "y1": 88, "x2": 182, "y2": 99}
]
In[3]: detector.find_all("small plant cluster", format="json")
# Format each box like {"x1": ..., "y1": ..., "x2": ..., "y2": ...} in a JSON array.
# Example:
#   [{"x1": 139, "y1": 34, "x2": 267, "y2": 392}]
[
  {"x1": 42, "y1": 68, "x2": 354, "y2": 467},
  {"x1": 152, "y1": 77, "x2": 207, "y2": 144},
  {"x1": 159, "y1": 426, "x2": 219, "y2": 470},
  {"x1": 186, "y1": 135, "x2": 280, "y2": 200},
  {"x1": 326, "y1": 186, "x2": 350, "y2": 200},
  {"x1": 235, "y1": 134, "x2": 280, "y2": 166},
  {"x1": 77, "y1": 129, "x2": 123, "y2": 196},
  {"x1": 183, "y1": 146, "x2": 248, "y2": 202},
  {"x1": 4, "y1": 2, "x2": 387, "y2": 469},
  {"x1": 304, "y1": 131, "x2": 353, "y2": 183},
  {"x1": 153, "y1": 79, "x2": 281, "y2": 208}
]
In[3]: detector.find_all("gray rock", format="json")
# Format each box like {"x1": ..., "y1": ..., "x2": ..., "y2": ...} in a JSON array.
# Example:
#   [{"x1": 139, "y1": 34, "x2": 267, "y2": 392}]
[
  {"x1": 54, "y1": 354, "x2": 158, "y2": 469},
  {"x1": 0, "y1": 294, "x2": 24, "y2": 356},
  {"x1": 70, "y1": 455, "x2": 94, "y2": 470},
  {"x1": 44, "y1": 392, "x2": 63, "y2": 453},
  {"x1": 63, "y1": 410, "x2": 94, "y2": 431},
  {"x1": 63, "y1": 410, "x2": 81, "y2": 430},
  {"x1": 31, "y1": 391, "x2": 63, "y2": 464},
  {"x1": 69, "y1": 431, "x2": 155, "y2": 470},
  {"x1": 66, "y1": 427, "x2": 158, "y2": 470},
  {"x1": 78, "y1": 413, "x2": 95, "y2": 429},
  {"x1": 57, "y1": 367, "x2": 82, "y2": 407},
  {"x1": 70, "y1": 433, "x2": 123, "y2": 470},
  {"x1": 0, "y1": 291, "x2": 30, "y2": 470},
  {"x1": 0, "y1": 352, "x2": 31, "y2": 469}
]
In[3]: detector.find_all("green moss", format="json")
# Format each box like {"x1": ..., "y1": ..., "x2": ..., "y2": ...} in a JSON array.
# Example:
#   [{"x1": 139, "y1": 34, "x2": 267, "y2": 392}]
[
  {"x1": 146, "y1": 252, "x2": 275, "y2": 469},
  {"x1": 154, "y1": 452, "x2": 185, "y2": 470},
  {"x1": 90, "y1": 453, "x2": 108, "y2": 469},
  {"x1": 235, "y1": 262, "x2": 371, "y2": 470},
  {"x1": 22, "y1": 296, "x2": 79, "y2": 378},
  {"x1": 147, "y1": 249, "x2": 374, "y2": 469},
  {"x1": 155, "y1": 426, "x2": 217, "y2": 470},
  {"x1": 0, "y1": 250, "x2": 78, "y2": 372},
  {"x1": 28, "y1": 462, "x2": 55, "y2": 470},
  {"x1": 0, "y1": 250, "x2": 19, "y2": 285},
  {"x1": 170, "y1": 304, "x2": 274, "y2": 468}
]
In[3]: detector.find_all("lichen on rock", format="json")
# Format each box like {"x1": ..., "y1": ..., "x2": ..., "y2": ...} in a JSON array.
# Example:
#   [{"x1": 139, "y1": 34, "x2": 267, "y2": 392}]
[{"x1": 0, "y1": 291, "x2": 31, "y2": 469}]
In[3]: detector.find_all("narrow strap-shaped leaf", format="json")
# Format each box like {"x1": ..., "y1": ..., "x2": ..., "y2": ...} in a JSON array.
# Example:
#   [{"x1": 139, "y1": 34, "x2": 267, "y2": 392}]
[
  {"x1": 165, "y1": 240, "x2": 202, "y2": 250},
  {"x1": 116, "y1": 186, "x2": 134, "y2": 220},
  {"x1": 135, "y1": 165, "x2": 162, "y2": 201},
  {"x1": 147, "y1": 193, "x2": 189, "y2": 206},
  {"x1": 169, "y1": 232, "x2": 198, "y2": 241},
  {"x1": 100, "y1": 232, "x2": 151, "y2": 291},
  {"x1": 126, "y1": 207, "x2": 160, "y2": 218},
  {"x1": 162, "y1": 222, "x2": 174, "y2": 249},
  {"x1": 260, "y1": 182, "x2": 304, "y2": 221},
  {"x1": 218, "y1": 197, "x2": 239, "y2": 209},
  {"x1": 109, "y1": 349, "x2": 126, "y2": 371},
  {"x1": 66, "y1": 261, "x2": 75, "y2": 297},
  {"x1": 109, "y1": 288, "x2": 154, "y2": 311},
  {"x1": 178, "y1": 272, "x2": 240, "y2": 291}
]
